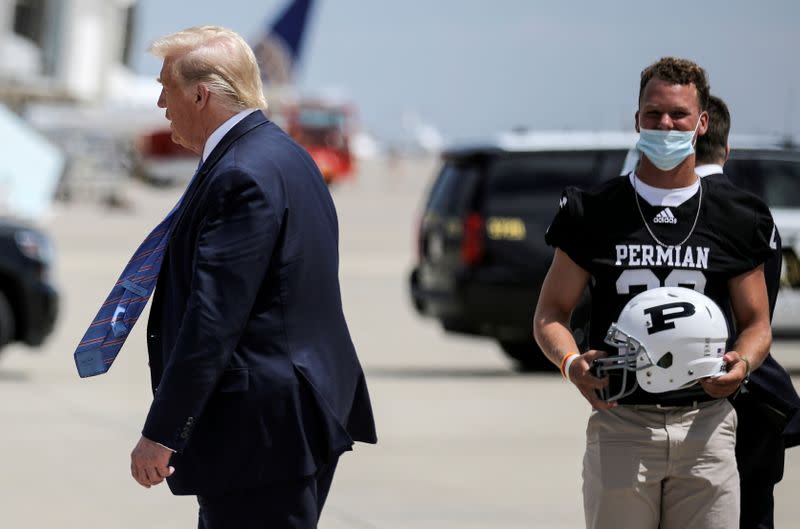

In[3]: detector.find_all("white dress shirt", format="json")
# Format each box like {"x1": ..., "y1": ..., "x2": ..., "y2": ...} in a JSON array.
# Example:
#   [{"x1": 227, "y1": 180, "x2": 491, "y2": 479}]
[
  {"x1": 695, "y1": 163, "x2": 725, "y2": 178},
  {"x1": 202, "y1": 108, "x2": 260, "y2": 163}
]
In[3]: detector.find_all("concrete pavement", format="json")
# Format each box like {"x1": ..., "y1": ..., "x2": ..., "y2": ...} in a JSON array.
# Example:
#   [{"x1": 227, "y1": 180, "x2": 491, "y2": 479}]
[{"x1": 0, "y1": 157, "x2": 797, "y2": 528}]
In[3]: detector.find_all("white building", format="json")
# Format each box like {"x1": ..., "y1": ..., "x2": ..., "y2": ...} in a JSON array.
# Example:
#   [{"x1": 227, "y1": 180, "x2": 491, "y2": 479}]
[{"x1": 0, "y1": 0, "x2": 141, "y2": 103}]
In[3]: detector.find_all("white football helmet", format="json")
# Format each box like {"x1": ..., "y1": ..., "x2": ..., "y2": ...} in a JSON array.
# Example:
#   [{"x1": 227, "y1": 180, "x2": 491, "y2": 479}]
[{"x1": 595, "y1": 286, "x2": 729, "y2": 401}]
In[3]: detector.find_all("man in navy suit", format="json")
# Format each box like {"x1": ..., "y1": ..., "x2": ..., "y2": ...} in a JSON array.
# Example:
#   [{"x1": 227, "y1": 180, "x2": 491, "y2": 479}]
[
  {"x1": 129, "y1": 26, "x2": 376, "y2": 528},
  {"x1": 695, "y1": 94, "x2": 800, "y2": 529}
]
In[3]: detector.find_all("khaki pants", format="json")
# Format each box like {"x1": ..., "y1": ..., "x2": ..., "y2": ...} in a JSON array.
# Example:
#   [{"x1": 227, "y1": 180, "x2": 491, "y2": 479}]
[{"x1": 582, "y1": 399, "x2": 739, "y2": 529}]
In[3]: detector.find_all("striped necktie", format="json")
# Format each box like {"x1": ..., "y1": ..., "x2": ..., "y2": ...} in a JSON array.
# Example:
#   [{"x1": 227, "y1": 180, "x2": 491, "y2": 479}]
[
  {"x1": 74, "y1": 205, "x2": 178, "y2": 377},
  {"x1": 75, "y1": 158, "x2": 204, "y2": 377}
]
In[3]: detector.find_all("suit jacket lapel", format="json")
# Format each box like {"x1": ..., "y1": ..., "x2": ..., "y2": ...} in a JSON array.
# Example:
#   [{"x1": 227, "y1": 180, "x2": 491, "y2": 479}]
[
  {"x1": 200, "y1": 109, "x2": 269, "y2": 177},
  {"x1": 168, "y1": 110, "x2": 270, "y2": 239}
]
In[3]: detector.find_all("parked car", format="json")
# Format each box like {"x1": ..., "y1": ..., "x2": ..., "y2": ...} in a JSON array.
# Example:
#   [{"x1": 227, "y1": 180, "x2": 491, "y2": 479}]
[
  {"x1": 409, "y1": 131, "x2": 800, "y2": 370},
  {"x1": 0, "y1": 218, "x2": 58, "y2": 353}
]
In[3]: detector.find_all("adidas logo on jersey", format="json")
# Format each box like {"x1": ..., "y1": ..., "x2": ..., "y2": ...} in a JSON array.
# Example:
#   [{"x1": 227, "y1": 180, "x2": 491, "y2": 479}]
[{"x1": 653, "y1": 208, "x2": 677, "y2": 224}]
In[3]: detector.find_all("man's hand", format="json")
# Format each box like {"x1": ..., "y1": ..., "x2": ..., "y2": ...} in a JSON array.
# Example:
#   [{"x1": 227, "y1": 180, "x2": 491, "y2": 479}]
[
  {"x1": 567, "y1": 349, "x2": 617, "y2": 410},
  {"x1": 700, "y1": 351, "x2": 748, "y2": 399},
  {"x1": 130, "y1": 436, "x2": 174, "y2": 488}
]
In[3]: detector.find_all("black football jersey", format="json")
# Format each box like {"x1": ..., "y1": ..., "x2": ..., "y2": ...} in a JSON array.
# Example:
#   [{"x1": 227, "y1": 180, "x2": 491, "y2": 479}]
[{"x1": 545, "y1": 175, "x2": 775, "y2": 404}]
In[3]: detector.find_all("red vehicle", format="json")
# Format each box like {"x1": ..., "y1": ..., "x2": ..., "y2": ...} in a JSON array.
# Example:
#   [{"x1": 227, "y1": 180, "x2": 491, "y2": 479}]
[
  {"x1": 279, "y1": 101, "x2": 354, "y2": 184},
  {"x1": 134, "y1": 128, "x2": 199, "y2": 187},
  {"x1": 134, "y1": 100, "x2": 355, "y2": 187}
]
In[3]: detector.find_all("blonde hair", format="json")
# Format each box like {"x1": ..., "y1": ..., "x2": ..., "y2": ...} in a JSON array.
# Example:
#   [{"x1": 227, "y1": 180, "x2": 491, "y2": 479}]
[{"x1": 149, "y1": 26, "x2": 267, "y2": 112}]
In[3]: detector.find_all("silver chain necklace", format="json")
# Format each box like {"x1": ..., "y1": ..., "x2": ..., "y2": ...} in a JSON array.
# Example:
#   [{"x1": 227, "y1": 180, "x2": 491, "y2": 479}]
[{"x1": 632, "y1": 175, "x2": 703, "y2": 248}]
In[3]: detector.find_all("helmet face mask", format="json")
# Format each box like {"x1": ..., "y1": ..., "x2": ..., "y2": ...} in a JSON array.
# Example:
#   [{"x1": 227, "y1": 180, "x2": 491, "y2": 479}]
[{"x1": 594, "y1": 287, "x2": 729, "y2": 402}]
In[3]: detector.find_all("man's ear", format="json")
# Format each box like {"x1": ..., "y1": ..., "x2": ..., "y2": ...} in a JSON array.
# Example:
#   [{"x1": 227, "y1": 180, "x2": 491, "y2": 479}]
[
  {"x1": 725, "y1": 143, "x2": 731, "y2": 163},
  {"x1": 698, "y1": 110, "x2": 709, "y2": 136},
  {"x1": 195, "y1": 84, "x2": 210, "y2": 108}
]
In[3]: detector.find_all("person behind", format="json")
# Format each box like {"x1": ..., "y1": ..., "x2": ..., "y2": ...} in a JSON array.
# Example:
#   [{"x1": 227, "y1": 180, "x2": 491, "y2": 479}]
[
  {"x1": 533, "y1": 57, "x2": 774, "y2": 529},
  {"x1": 76, "y1": 26, "x2": 377, "y2": 528},
  {"x1": 695, "y1": 94, "x2": 800, "y2": 529}
]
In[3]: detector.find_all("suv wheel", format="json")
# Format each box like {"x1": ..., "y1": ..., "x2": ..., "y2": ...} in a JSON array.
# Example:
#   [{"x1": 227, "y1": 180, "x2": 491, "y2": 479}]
[
  {"x1": 0, "y1": 290, "x2": 15, "y2": 349},
  {"x1": 499, "y1": 340, "x2": 556, "y2": 372}
]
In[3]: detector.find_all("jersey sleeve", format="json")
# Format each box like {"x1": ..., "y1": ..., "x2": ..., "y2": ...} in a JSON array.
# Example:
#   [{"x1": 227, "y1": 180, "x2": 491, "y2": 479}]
[
  {"x1": 764, "y1": 229, "x2": 782, "y2": 319},
  {"x1": 749, "y1": 197, "x2": 778, "y2": 269},
  {"x1": 544, "y1": 186, "x2": 591, "y2": 270},
  {"x1": 725, "y1": 189, "x2": 776, "y2": 276}
]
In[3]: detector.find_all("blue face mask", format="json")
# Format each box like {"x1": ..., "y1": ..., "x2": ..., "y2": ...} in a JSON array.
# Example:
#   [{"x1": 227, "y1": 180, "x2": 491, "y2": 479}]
[{"x1": 636, "y1": 117, "x2": 702, "y2": 171}]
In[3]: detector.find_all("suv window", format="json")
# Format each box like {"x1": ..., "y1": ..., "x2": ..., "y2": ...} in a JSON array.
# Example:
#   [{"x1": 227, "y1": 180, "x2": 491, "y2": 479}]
[
  {"x1": 425, "y1": 160, "x2": 479, "y2": 215},
  {"x1": 487, "y1": 152, "x2": 596, "y2": 194},
  {"x1": 759, "y1": 159, "x2": 800, "y2": 208},
  {"x1": 726, "y1": 152, "x2": 800, "y2": 208},
  {"x1": 483, "y1": 150, "x2": 628, "y2": 216}
]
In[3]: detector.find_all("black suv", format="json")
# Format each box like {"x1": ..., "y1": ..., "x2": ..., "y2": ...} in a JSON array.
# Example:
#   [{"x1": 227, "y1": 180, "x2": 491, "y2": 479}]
[
  {"x1": 723, "y1": 145, "x2": 800, "y2": 335},
  {"x1": 409, "y1": 133, "x2": 800, "y2": 370},
  {"x1": 0, "y1": 219, "x2": 58, "y2": 353},
  {"x1": 409, "y1": 132, "x2": 636, "y2": 370}
]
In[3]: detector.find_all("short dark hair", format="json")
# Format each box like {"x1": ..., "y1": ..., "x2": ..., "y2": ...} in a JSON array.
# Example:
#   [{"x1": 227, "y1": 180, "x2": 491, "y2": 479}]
[
  {"x1": 695, "y1": 94, "x2": 730, "y2": 164},
  {"x1": 639, "y1": 57, "x2": 710, "y2": 112}
]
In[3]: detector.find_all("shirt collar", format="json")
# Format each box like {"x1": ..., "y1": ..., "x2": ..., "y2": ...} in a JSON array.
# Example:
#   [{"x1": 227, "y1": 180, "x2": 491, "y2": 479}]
[
  {"x1": 695, "y1": 163, "x2": 724, "y2": 178},
  {"x1": 202, "y1": 108, "x2": 258, "y2": 162}
]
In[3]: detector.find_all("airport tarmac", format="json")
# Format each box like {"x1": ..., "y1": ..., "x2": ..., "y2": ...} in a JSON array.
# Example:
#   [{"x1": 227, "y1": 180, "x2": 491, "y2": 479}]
[{"x1": 1, "y1": 157, "x2": 798, "y2": 529}]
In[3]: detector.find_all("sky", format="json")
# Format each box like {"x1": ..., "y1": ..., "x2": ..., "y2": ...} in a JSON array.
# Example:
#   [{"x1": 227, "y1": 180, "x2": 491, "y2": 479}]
[{"x1": 129, "y1": 0, "x2": 800, "y2": 145}]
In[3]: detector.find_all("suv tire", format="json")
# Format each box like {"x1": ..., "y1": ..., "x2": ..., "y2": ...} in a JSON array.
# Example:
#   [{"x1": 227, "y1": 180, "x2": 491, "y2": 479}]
[
  {"x1": 499, "y1": 340, "x2": 556, "y2": 372},
  {"x1": 0, "y1": 290, "x2": 15, "y2": 349}
]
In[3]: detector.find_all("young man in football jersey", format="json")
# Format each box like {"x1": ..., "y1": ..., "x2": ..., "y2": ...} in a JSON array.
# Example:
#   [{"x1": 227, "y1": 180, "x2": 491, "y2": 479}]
[
  {"x1": 696, "y1": 94, "x2": 800, "y2": 529},
  {"x1": 533, "y1": 57, "x2": 774, "y2": 529}
]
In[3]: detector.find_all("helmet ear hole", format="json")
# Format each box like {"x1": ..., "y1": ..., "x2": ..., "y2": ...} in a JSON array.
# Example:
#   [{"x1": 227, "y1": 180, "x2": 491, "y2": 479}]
[{"x1": 656, "y1": 352, "x2": 673, "y2": 369}]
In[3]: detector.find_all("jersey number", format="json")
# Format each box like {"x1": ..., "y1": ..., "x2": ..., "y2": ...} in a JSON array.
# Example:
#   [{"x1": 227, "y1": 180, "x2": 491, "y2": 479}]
[{"x1": 616, "y1": 269, "x2": 707, "y2": 295}]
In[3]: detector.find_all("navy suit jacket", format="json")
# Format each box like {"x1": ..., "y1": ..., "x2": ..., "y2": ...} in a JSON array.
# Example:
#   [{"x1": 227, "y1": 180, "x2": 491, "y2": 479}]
[
  {"x1": 705, "y1": 172, "x2": 800, "y2": 447},
  {"x1": 143, "y1": 111, "x2": 377, "y2": 496}
]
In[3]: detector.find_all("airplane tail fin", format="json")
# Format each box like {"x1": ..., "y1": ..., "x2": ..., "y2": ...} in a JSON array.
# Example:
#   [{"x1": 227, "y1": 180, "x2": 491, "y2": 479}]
[{"x1": 252, "y1": 0, "x2": 315, "y2": 86}]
